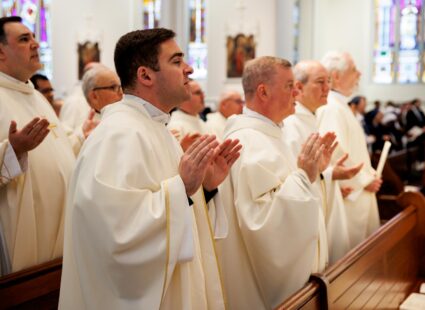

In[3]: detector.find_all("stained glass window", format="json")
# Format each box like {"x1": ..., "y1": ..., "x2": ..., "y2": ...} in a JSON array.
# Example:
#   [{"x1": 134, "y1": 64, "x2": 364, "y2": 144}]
[
  {"x1": 143, "y1": 0, "x2": 160, "y2": 29},
  {"x1": 373, "y1": 0, "x2": 425, "y2": 84},
  {"x1": 0, "y1": 0, "x2": 52, "y2": 78},
  {"x1": 1, "y1": 0, "x2": 17, "y2": 17},
  {"x1": 188, "y1": 0, "x2": 207, "y2": 80},
  {"x1": 398, "y1": 0, "x2": 422, "y2": 83},
  {"x1": 373, "y1": 0, "x2": 396, "y2": 83}
]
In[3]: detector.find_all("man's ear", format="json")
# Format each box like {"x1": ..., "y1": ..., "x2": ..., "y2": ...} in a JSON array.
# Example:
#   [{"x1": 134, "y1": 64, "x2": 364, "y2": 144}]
[
  {"x1": 136, "y1": 66, "x2": 154, "y2": 86},
  {"x1": 0, "y1": 43, "x2": 7, "y2": 61},
  {"x1": 256, "y1": 83, "x2": 268, "y2": 101},
  {"x1": 294, "y1": 80, "x2": 303, "y2": 93},
  {"x1": 330, "y1": 70, "x2": 339, "y2": 84},
  {"x1": 88, "y1": 90, "x2": 98, "y2": 106}
]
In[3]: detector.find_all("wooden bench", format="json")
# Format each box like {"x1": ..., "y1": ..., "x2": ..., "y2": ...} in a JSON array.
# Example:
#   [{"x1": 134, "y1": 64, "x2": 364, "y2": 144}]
[
  {"x1": 0, "y1": 257, "x2": 62, "y2": 309},
  {"x1": 276, "y1": 191, "x2": 425, "y2": 310}
]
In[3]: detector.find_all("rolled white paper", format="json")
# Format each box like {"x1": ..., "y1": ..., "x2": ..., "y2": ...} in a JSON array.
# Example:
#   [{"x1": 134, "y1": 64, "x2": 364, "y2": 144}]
[{"x1": 375, "y1": 141, "x2": 391, "y2": 178}]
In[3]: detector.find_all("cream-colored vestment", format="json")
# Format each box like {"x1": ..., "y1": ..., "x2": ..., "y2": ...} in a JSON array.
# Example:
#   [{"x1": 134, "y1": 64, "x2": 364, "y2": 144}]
[
  {"x1": 317, "y1": 91, "x2": 379, "y2": 248},
  {"x1": 167, "y1": 109, "x2": 208, "y2": 140},
  {"x1": 217, "y1": 110, "x2": 327, "y2": 310},
  {"x1": 283, "y1": 102, "x2": 351, "y2": 263},
  {"x1": 0, "y1": 72, "x2": 76, "y2": 273},
  {"x1": 59, "y1": 95, "x2": 226, "y2": 310},
  {"x1": 206, "y1": 111, "x2": 227, "y2": 140}
]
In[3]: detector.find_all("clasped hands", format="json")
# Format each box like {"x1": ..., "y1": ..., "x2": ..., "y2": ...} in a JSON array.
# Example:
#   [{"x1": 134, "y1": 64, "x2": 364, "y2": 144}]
[
  {"x1": 298, "y1": 132, "x2": 361, "y2": 183},
  {"x1": 179, "y1": 135, "x2": 242, "y2": 196}
]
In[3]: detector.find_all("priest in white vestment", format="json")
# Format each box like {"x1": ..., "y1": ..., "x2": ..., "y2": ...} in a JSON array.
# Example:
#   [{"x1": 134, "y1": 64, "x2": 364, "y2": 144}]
[
  {"x1": 0, "y1": 17, "x2": 84, "y2": 274},
  {"x1": 81, "y1": 65, "x2": 123, "y2": 113},
  {"x1": 59, "y1": 28, "x2": 241, "y2": 310},
  {"x1": 60, "y1": 63, "x2": 106, "y2": 131},
  {"x1": 317, "y1": 51, "x2": 382, "y2": 248},
  {"x1": 59, "y1": 85, "x2": 90, "y2": 131},
  {"x1": 167, "y1": 80, "x2": 208, "y2": 150},
  {"x1": 283, "y1": 60, "x2": 363, "y2": 263},
  {"x1": 206, "y1": 90, "x2": 244, "y2": 140},
  {"x1": 217, "y1": 56, "x2": 331, "y2": 310}
]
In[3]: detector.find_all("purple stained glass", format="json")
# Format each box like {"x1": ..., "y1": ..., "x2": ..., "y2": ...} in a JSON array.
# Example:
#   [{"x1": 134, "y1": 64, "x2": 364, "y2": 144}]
[
  {"x1": 1, "y1": 0, "x2": 18, "y2": 17},
  {"x1": 19, "y1": 0, "x2": 38, "y2": 33},
  {"x1": 39, "y1": 0, "x2": 47, "y2": 43}
]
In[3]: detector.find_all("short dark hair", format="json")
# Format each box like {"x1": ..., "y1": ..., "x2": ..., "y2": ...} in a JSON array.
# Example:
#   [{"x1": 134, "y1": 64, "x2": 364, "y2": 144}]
[
  {"x1": 30, "y1": 73, "x2": 49, "y2": 89},
  {"x1": 348, "y1": 96, "x2": 365, "y2": 107},
  {"x1": 0, "y1": 16, "x2": 22, "y2": 44},
  {"x1": 114, "y1": 28, "x2": 176, "y2": 90}
]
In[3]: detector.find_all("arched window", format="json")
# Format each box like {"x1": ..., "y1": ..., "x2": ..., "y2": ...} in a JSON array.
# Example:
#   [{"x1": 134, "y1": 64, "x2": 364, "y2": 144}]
[
  {"x1": 187, "y1": 0, "x2": 207, "y2": 80},
  {"x1": 143, "y1": 0, "x2": 161, "y2": 29},
  {"x1": 1, "y1": 0, "x2": 52, "y2": 78},
  {"x1": 373, "y1": 0, "x2": 424, "y2": 84}
]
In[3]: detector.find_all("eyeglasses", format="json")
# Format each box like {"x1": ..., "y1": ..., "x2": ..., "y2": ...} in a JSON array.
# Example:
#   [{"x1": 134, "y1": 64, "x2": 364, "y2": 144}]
[{"x1": 92, "y1": 84, "x2": 122, "y2": 93}]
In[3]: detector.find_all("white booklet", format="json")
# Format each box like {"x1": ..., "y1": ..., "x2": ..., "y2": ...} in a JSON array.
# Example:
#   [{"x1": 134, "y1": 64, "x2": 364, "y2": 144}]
[{"x1": 399, "y1": 293, "x2": 425, "y2": 310}]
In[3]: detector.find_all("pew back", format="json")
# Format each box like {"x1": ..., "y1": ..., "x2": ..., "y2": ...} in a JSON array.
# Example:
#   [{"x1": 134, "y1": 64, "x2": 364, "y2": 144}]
[
  {"x1": 0, "y1": 258, "x2": 62, "y2": 309},
  {"x1": 276, "y1": 192, "x2": 425, "y2": 310}
]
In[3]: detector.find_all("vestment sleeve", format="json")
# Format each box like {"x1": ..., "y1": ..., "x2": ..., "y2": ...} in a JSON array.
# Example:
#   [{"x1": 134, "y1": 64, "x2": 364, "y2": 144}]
[
  {"x1": 231, "y1": 146, "x2": 320, "y2": 307},
  {"x1": 70, "y1": 131, "x2": 194, "y2": 303},
  {"x1": 0, "y1": 140, "x2": 27, "y2": 187}
]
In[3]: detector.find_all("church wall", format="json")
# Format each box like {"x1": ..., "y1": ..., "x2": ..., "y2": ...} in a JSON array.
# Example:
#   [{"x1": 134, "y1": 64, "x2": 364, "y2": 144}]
[
  {"x1": 49, "y1": 0, "x2": 424, "y2": 104},
  {"x1": 50, "y1": 0, "x2": 141, "y2": 97},
  {"x1": 205, "y1": 0, "x2": 278, "y2": 106}
]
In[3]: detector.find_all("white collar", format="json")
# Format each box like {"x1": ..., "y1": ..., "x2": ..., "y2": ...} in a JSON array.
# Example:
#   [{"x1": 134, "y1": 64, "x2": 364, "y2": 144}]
[
  {"x1": 0, "y1": 71, "x2": 34, "y2": 94},
  {"x1": 329, "y1": 90, "x2": 349, "y2": 103},
  {"x1": 125, "y1": 94, "x2": 171, "y2": 125},
  {"x1": 243, "y1": 106, "x2": 283, "y2": 128}
]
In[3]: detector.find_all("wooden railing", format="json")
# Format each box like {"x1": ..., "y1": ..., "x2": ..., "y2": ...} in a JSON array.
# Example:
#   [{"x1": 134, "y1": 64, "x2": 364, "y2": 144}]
[
  {"x1": 276, "y1": 191, "x2": 425, "y2": 310},
  {"x1": 0, "y1": 257, "x2": 62, "y2": 309}
]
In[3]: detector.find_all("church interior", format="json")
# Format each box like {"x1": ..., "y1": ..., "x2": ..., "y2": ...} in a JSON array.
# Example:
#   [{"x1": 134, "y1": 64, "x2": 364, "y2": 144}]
[{"x1": 1, "y1": 0, "x2": 425, "y2": 309}]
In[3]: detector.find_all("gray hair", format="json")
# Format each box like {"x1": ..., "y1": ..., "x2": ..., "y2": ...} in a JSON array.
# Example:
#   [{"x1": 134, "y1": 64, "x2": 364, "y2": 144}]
[
  {"x1": 321, "y1": 51, "x2": 349, "y2": 74},
  {"x1": 242, "y1": 56, "x2": 292, "y2": 100},
  {"x1": 81, "y1": 66, "x2": 111, "y2": 100},
  {"x1": 293, "y1": 60, "x2": 325, "y2": 84},
  {"x1": 219, "y1": 90, "x2": 242, "y2": 103}
]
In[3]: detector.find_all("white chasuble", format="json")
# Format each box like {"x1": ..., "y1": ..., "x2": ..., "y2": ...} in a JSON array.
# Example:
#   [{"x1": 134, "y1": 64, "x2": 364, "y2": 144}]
[
  {"x1": 317, "y1": 91, "x2": 380, "y2": 248},
  {"x1": 217, "y1": 113, "x2": 325, "y2": 310},
  {"x1": 59, "y1": 96, "x2": 226, "y2": 310},
  {"x1": 59, "y1": 85, "x2": 91, "y2": 131},
  {"x1": 283, "y1": 103, "x2": 350, "y2": 263},
  {"x1": 0, "y1": 72, "x2": 76, "y2": 273},
  {"x1": 167, "y1": 109, "x2": 208, "y2": 140},
  {"x1": 206, "y1": 111, "x2": 227, "y2": 140}
]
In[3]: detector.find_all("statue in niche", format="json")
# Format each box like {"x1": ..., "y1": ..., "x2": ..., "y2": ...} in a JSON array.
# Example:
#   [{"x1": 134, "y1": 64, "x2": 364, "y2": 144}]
[
  {"x1": 227, "y1": 33, "x2": 256, "y2": 78},
  {"x1": 77, "y1": 41, "x2": 100, "y2": 80}
]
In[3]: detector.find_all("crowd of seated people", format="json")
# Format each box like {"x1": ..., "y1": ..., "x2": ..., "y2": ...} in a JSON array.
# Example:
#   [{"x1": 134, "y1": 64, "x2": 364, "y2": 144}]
[{"x1": 349, "y1": 97, "x2": 425, "y2": 163}]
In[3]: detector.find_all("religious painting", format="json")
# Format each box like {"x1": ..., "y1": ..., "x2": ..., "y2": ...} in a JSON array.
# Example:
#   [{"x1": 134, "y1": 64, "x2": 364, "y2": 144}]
[
  {"x1": 78, "y1": 41, "x2": 100, "y2": 80},
  {"x1": 227, "y1": 33, "x2": 256, "y2": 78}
]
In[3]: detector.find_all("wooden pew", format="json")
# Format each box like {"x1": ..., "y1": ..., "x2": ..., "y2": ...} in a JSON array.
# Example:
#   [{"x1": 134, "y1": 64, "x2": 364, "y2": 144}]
[
  {"x1": 0, "y1": 258, "x2": 62, "y2": 309},
  {"x1": 276, "y1": 191, "x2": 425, "y2": 310}
]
